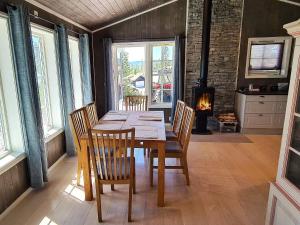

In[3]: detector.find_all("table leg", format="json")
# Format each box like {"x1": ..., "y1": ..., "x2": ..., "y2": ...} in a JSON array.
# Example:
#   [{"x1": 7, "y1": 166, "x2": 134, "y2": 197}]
[
  {"x1": 81, "y1": 139, "x2": 93, "y2": 201},
  {"x1": 157, "y1": 141, "x2": 165, "y2": 207}
]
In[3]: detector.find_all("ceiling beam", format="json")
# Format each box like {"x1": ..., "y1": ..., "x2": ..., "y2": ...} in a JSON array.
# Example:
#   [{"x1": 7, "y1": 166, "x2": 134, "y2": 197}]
[
  {"x1": 25, "y1": 0, "x2": 92, "y2": 32},
  {"x1": 277, "y1": 0, "x2": 300, "y2": 7},
  {"x1": 92, "y1": 0, "x2": 179, "y2": 33}
]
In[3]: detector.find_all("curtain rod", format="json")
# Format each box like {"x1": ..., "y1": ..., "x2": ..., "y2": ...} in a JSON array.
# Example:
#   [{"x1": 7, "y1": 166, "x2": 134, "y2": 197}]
[
  {"x1": 29, "y1": 13, "x2": 83, "y2": 36},
  {"x1": 112, "y1": 36, "x2": 186, "y2": 43}
]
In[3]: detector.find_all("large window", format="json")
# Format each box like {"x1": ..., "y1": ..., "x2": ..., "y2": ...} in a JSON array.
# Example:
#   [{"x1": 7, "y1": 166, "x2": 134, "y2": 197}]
[
  {"x1": 112, "y1": 41, "x2": 175, "y2": 110},
  {"x1": 31, "y1": 24, "x2": 63, "y2": 137},
  {"x1": 0, "y1": 15, "x2": 25, "y2": 156},
  {"x1": 32, "y1": 35, "x2": 52, "y2": 132},
  {"x1": 68, "y1": 36, "x2": 83, "y2": 109}
]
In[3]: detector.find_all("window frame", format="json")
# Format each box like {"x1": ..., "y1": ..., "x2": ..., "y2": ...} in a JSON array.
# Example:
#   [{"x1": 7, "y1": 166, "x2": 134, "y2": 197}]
[
  {"x1": 112, "y1": 41, "x2": 175, "y2": 109},
  {"x1": 0, "y1": 77, "x2": 11, "y2": 157},
  {"x1": 68, "y1": 35, "x2": 84, "y2": 109},
  {"x1": 31, "y1": 32, "x2": 54, "y2": 131},
  {"x1": 31, "y1": 23, "x2": 64, "y2": 138},
  {"x1": 0, "y1": 13, "x2": 26, "y2": 158},
  {"x1": 245, "y1": 36, "x2": 292, "y2": 79}
]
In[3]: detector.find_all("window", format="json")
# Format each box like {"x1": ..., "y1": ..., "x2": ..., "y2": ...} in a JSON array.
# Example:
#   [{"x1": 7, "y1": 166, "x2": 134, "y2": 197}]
[
  {"x1": 249, "y1": 44, "x2": 284, "y2": 70},
  {"x1": 151, "y1": 44, "x2": 174, "y2": 105},
  {"x1": 0, "y1": 90, "x2": 8, "y2": 157},
  {"x1": 0, "y1": 15, "x2": 25, "y2": 156},
  {"x1": 32, "y1": 35, "x2": 52, "y2": 132},
  {"x1": 245, "y1": 36, "x2": 292, "y2": 79},
  {"x1": 68, "y1": 36, "x2": 83, "y2": 109},
  {"x1": 112, "y1": 41, "x2": 175, "y2": 110},
  {"x1": 31, "y1": 24, "x2": 63, "y2": 137}
]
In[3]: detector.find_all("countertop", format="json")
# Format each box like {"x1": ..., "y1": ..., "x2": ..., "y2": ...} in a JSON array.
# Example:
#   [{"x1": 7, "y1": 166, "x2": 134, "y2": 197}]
[{"x1": 236, "y1": 90, "x2": 288, "y2": 95}]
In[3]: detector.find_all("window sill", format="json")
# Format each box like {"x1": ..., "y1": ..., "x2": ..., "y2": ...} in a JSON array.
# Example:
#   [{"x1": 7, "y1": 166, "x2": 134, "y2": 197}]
[
  {"x1": 0, "y1": 151, "x2": 26, "y2": 175},
  {"x1": 45, "y1": 128, "x2": 64, "y2": 143}
]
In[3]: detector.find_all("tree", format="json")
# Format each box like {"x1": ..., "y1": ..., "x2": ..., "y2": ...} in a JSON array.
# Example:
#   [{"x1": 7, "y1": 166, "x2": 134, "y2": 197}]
[{"x1": 119, "y1": 49, "x2": 138, "y2": 97}]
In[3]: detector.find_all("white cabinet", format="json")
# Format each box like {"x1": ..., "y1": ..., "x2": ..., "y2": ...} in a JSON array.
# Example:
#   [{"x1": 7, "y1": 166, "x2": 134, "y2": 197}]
[
  {"x1": 265, "y1": 19, "x2": 300, "y2": 225},
  {"x1": 235, "y1": 93, "x2": 287, "y2": 133}
]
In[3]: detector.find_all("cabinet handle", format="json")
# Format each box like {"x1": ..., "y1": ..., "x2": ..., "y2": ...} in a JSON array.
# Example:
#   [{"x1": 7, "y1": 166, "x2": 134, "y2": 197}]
[
  {"x1": 259, "y1": 101, "x2": 264, "y2": 104},
  {"x1": 259, "y1": 114, "x2": 263, "y2": 116},
  {"x1": 259, "y1": 96, "x2": 265, "y2": 98}
]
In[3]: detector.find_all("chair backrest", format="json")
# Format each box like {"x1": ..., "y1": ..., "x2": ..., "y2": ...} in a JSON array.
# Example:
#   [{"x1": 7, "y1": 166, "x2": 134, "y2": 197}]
[
  {"x1": 86, "y1": 127, "x2": 135, "y2": 182},
  {"x1": 125, "y1": 96, "x2": 148, "y2": 111},
  {"x1": 85, "y1": 102, "x2": 98, "y2": 128},
  {"x1": 178, "y1": 106, "x2": 195, "y2": 154},
  {"x1": 69, "y1": 107, "x2": 89, "y2": 152},
  {"x1": 172, "y1": 100, "x2": 185, "y2": 135}
]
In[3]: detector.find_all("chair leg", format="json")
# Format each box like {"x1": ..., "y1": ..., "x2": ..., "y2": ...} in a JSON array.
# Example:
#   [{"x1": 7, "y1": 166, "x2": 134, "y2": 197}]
[
  {"x1": 128, "y1": 180, "x2": 133, "y2": 222},
  {"x1": 133, "y1": 164, "x2": 136, "y2": 194},
  {"x1": 96, "y1": 184, "x2": 103, "y2": 222},
  {"x1": 100, "y1": 184, "x2": 103, "y2": 194},
  {"x1": 183, "y1": 157, "x2": 190, "y2": 186},
  {"x1": 180, "y1": 157, "x2": 185, "y2": 174},
  {"x1": 111, "y1": 184, "x2": 115, "y2": 191},
  {"x1": 76, "y1": 156, "x2": 82, "y2": 186},
  {"x1": 143, "y1": 148, "x2": 146, "y2": 156},
  {"x1": 147, "y1": 148, "x2": 150, "y2": 158},
  {"x1": 149, "y1": 154, "x2": 154, "y2": 187}
]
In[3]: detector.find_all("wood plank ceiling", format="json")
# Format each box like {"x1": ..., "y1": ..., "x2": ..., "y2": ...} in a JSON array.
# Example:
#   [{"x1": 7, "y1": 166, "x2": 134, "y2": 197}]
[{"x1": 33, "y1": 0, "x2": 173, "y2": 30}]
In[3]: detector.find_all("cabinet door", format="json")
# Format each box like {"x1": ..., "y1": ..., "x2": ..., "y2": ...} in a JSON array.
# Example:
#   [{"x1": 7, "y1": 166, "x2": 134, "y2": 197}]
[
  {"x1": 245, "y1": 101, "x2": 277, "y2": 113},
  {"x1": 273, "y1": 114, "x2": 286, "y2": 128},
  {"x1": 244, "y1": 114, "x2": 273, "y2": 128},
  {"x1": 275, "y1": 102, "x2": 288, "y2": 114}
]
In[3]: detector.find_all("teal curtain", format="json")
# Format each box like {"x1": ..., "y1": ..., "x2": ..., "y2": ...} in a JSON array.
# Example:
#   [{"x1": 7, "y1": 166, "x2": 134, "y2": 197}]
[
  {"x1": 7, "y1": 5, "x2": 48, "y2": 188},
  {"x1": 79, "y1": 34, "x2": 93, "y2": 105},
  {"x1": 171, "y1": 36, "x2": 185, "y2": 122},
  {"x1": 55, "y1": 24, "x2": 75, "y2": 156},
  {"x1": 103, "y1": 38, "x2": 114, "y2": 112}
]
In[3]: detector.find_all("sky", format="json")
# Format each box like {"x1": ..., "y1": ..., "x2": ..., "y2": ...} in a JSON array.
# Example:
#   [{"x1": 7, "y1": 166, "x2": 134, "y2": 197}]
[{"x1": 117, "y1": 46, "x2": 174, "y2": 62}]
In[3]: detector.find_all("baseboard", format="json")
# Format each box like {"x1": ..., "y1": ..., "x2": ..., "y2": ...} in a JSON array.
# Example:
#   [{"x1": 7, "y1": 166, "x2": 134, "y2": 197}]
[
  {"x1": 0, "y1": 153, "x2": 67, "y2": 221},
  {"x1": 0, "y1": 187, "x2": 33, "y2": 221}
]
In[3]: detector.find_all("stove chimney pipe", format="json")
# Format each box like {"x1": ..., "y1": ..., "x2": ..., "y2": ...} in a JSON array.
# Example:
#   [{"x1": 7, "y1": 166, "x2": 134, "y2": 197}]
[{"x1": 199, "y1": 0, "x2": 212, "y2": 88}]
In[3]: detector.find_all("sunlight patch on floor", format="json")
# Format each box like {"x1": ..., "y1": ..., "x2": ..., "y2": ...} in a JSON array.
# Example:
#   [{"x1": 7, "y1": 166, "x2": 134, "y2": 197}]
[
  {"x1": 39, "y1": 216, "x2": 58, "y2": 225},
  {"x1": 64, "y1": 183, "x2": 85, "y2": 201}
]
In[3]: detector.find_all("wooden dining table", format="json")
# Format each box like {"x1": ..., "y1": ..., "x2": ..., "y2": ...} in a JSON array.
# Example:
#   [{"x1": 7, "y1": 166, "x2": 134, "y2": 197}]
[{"x1": 79, "y1": 111, "x2": 166, "y2": 207}]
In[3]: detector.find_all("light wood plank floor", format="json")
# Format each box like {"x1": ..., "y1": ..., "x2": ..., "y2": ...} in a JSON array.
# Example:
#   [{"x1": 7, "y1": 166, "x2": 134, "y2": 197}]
[{"x1": 0, "y1": 135, "x2": 281, "y2": 225}]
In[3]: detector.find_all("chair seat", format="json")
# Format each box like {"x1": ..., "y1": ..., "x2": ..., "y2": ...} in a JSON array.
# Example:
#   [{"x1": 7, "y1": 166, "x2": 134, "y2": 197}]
[
  {"x1": 150, "y1": 141, "x2": 183, "y2": 157},
  {"x1": 97, "y1": 157, "x2": 134, "y2": 180},
  {"x1": 165, "y1": 130, "x2": 178, "y2": 141}
]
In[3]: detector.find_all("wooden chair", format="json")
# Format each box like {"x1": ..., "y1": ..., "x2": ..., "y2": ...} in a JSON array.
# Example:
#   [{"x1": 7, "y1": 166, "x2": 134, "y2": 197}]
[
  {"x1": 85, "y1": 102, "x2": 99, "y2": 127},
  {"x1": 69, "y1": 107, "x2": 89, "y2": 186},
  {"x1": 166, "y1": 100, "x2": 185, "y2": 141},
  {"x1": 125, "y1": 95, "x2": 149, "y2": 156},
  {"x1": 86, "y1": 125, "x2": 136, "y2": 222},
  {"x1": 125, "y1": 95, "x2": 148, "y2": 111},
  {"x1": 150, "y1": 106, "x2": 195, "y2": 186}
]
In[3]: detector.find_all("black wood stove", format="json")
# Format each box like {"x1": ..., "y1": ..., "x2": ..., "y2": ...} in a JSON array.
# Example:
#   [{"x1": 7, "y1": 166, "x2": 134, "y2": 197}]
[
  {"x1": 192, "y1": 0, "x2": 215, "y2": 134},
  {"x1": 192, "y1": 85, "x2": 215, "y2": 134}
]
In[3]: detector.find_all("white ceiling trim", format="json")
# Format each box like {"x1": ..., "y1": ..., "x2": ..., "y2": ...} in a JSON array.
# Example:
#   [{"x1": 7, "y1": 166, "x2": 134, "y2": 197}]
[
  {"x1": 25, "y1": 0, "x2": 92, "y2": 32},
  {"x1": 278, "y1": 0, "x2": 300, "y2": 7},
  {"x1": 92, "y1": 0, "x2": 179, "y2": 33}
]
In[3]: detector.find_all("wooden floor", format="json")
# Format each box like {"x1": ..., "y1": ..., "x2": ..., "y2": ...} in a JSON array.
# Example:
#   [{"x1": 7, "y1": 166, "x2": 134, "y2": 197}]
[{"x1": 0, "y1": 135, "x2": 281, "y2": 225}]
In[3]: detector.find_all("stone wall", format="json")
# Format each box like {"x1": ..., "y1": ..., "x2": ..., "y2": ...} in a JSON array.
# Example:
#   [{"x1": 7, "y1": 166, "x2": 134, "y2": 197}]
[{"x1": 185, "y1": 0, "x2": 243, "y2": 113}]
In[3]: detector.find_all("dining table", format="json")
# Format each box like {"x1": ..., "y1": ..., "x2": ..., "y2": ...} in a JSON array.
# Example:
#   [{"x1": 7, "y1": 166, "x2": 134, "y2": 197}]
[{"x1": 79, "y1": 110, "x2": 166, "y2": 207}]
